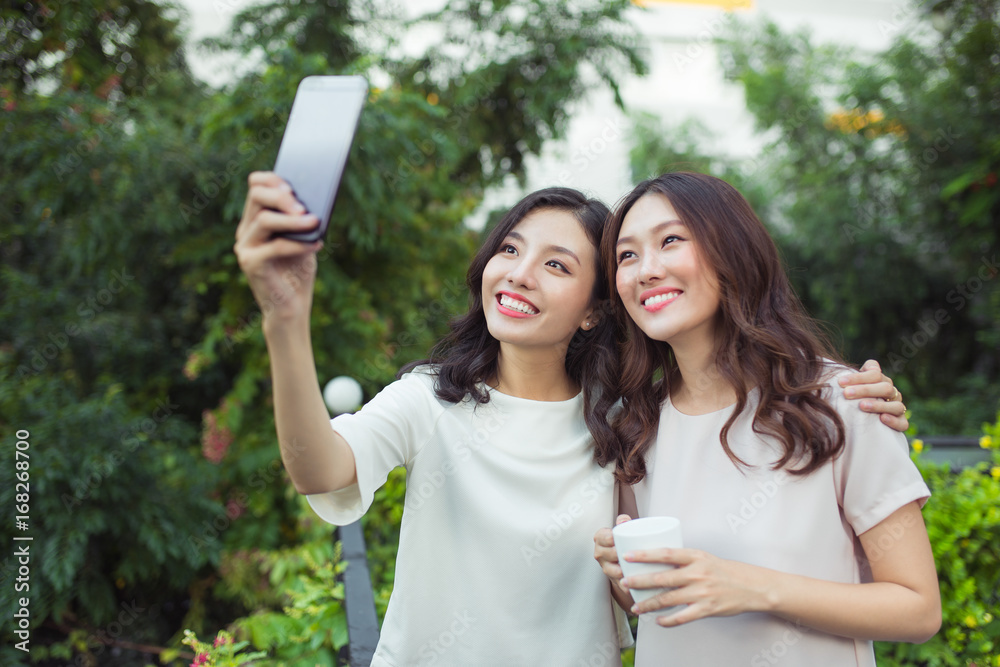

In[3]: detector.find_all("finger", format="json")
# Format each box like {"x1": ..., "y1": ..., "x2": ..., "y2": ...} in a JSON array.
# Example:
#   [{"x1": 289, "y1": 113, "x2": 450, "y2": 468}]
[
  {"x1": 594, "y1": 528, "x2": 615, "y2": 547},
  {"x1": 843, "y1": 379, "x2": 894, "y2": 401},
  {"x1": 631, "y1": 588, "x2": 689, "y2": 615},
  {"x1": 880, "y1": 413, "x2": 910, "y2": 432},
  {"x1": 248, "y1": 171, "x2": 288, "y2": 188},
  {"x1": 600, "y1": 563, "x2": 623, "y2": 580},
  {"x1": 236, "y1": 239, "x2": 323, "y2": 271},
  {"x1": 594, "y1": 548, "x2": 619, "y2": 568},
  {"x1": 622, "y1": 569, "x2": 680, "y2": 592},
  {"x1": 594, "y1": 544, "x2": 618, "y2": 560},
  {"x1": 623, "y1": 547, "x2": 695, "y2": 565},
  {"x1": 239, "y1": 173, "x2": 297, "y2": 225},
  {"x1": 237, "y1": 185, "x2": 310, "y2": 241},
  {"x1": 859, "y1": 358, "x2": 882, "y2": 374},
  {"x1": 839, "y1": 365, "x2": 888, "y2": 387},
  {"x1": 241, "y1": 210, "x2": 319, "y2": 245},
  {"x1": 859, "y1": 396, "x2": 906, "y2": 417},
  {"x1": 615, "y1": 514, "x2": 633, "y2": 525},
  {"x1": 656, "y1": 604, "x2": 700, "y2": 627},
  {"x1": 839, "y1": 360, "x2": 888, "y2": 385},
  {"x1": 250, "y1": 183, "x2": 308, "y2": 216}
]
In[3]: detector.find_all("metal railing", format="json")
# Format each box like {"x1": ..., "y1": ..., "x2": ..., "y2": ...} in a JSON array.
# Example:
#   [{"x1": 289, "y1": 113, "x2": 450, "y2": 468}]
[
  {"x1": 335, "y1": 520, "x2": 380, "y2": 667},
  {"x1": 915, "y1": 436, "x2": 990, "y2": 469}
]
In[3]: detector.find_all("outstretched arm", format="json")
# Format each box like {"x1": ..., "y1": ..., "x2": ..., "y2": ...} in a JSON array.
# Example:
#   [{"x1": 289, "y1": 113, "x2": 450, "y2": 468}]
[
  {"x1": 234, "y1": 171, "x2": 357, "y2": 495},
  {"x1": 621, "y1": 502, "x2": 941, "y2": 642}
]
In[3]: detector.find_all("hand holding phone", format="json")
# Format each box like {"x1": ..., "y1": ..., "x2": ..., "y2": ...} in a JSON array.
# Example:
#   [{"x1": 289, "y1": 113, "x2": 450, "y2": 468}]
[{"x1": 272, "y1": 75, "x2": 367, "y2": 243}]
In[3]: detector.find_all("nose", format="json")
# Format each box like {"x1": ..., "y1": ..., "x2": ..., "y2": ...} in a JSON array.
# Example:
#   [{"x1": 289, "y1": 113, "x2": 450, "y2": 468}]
[
  {"x1": 638, "y1": 251, "x2": 665, "y2": 285},
  {"x1": 506, "y1": 257, "x2": 537, "y2": 290}
]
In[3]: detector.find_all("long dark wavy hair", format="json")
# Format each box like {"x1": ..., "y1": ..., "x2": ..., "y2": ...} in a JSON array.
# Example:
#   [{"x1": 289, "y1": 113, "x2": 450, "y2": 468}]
[
  {"x1": 597, "y1": 172, "x2": 848, "y2": 484},
  {"x1": 400, "y1": 187, "x2": 620, "y2": 462}
]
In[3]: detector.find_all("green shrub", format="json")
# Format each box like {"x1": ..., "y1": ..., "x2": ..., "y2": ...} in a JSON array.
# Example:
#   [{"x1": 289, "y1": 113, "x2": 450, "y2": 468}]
[
  {"x1": 169, "y1": 501, "x2": 350, "y2": 667},
  {"x1": 876, "y1": 417, "x2": 1000, "y2": 666}
]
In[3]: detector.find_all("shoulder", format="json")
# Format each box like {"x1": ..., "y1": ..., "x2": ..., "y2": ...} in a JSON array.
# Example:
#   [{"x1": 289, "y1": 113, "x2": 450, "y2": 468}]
[
  {"x1": 363, "y1": 365, "x2": 442, "y2": 411},
  {"x1": 814, "y1": 359, "x2": 858, "y2": 408},
  {"x1": 816, "y1": 358, "x2": 854, "y2": 385},
  {"x1": 398, "y1": 363, "x2": 439, "y2": 388},
  {"x1": 813, "y1": 360, "x2": 905, "y2": 446},
  {"x1": 395, "y1": 364, "x2": 468, "y2": 410}
]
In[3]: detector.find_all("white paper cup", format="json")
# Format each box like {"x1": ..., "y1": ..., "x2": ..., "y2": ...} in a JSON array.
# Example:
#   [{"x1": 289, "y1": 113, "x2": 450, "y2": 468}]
[{"x1": 613, "y1": 516, "x2": 683, "y2": 606}]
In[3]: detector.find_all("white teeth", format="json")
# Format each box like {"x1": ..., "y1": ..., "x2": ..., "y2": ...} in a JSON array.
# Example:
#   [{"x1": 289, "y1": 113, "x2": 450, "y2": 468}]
[
  {"x1": 499, "y1": 294, "x2": 538, "y2": 314},
  {"x1": 643, "y1": 291, "x2": 680, "y2": 307}
]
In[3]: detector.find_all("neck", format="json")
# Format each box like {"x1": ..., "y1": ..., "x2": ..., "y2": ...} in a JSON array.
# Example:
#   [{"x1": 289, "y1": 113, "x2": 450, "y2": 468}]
[
  {"x1": 668, "y1": 331, "x2": 736, "y2": 415},
  {"x1": 491, "y1": 343, "x2": 578, "y2": 401}
]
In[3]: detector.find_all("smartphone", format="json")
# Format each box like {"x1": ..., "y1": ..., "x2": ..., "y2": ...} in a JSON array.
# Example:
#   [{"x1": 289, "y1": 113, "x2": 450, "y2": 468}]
[{"x1": 272, "y1": 75, "x2": 368, "y2": 242}]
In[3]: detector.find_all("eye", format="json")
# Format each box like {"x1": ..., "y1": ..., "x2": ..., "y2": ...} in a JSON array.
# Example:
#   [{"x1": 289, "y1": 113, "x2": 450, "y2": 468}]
[
  {"x1": 499, "y1": 243, "x2": 517, "y2": 255},
  {"x1": 617, "y1": 250, "x2": 637, "y2": 265},
  {"x1": 546, "y1": 260, "x2": 569, "y2": 273},
  {"x1": 662, "y1": 234, "x2": 683, "y2": 247}
]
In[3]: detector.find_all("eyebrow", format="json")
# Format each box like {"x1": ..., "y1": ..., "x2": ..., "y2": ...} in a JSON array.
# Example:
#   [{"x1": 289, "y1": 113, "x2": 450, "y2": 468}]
[
  {"x1": 507, "y1": 231, "x2": 582, "y2": 266},
  {"x1": 616, "y1": 219, "x2": 683, "y2": 247}
]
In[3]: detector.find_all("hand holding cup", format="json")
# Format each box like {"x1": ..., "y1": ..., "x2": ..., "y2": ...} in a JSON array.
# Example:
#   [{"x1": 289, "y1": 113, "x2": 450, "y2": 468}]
[{"x1": 613, "y1": 516, "x2": 684, "y2": 609}]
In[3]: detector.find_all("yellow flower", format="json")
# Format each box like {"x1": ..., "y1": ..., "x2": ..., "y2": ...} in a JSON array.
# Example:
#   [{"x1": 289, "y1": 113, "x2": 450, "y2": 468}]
[
  {"x1": 991, "y1": 466, "x2": 1000, "y2": 481},
  {"x1": 911, "y1": 439, "x2": 924, "y2": 453},
  {"x1": 981, "y1": 435, "x2": 994, "y2": 449},
  {"x1": 964, "y1": 614, "x2": 978, "y2": 628}
]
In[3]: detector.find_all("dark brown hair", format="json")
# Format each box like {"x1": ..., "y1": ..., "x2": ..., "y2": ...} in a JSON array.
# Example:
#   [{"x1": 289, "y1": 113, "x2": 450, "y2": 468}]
[
  {"x1": 597, "y1": 172, "x2": 847, "y2": 484},
  {"x1": 401, "y1": 187, "x2": 619, "y2": 462}
]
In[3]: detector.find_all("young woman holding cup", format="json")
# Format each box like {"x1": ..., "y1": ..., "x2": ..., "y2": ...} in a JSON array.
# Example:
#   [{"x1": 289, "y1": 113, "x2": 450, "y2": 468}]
[
  {"x1": 593, "y1": 172, "x2": 940, "y2": 666},
  {"x1": 235, "y1": 171, "x2": 908, "y2": 664}
]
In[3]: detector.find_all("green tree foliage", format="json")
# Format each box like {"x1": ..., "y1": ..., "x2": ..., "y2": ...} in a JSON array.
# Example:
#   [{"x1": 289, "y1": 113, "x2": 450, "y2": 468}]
[
  {"x1": 1, "y1": 0, "x2": 644, "y2": 662},
  {"x1": 629, "y1": 0, "x2": 1000, "y2": 434},
  {"x1": 1, "y1": 0, "x2": 190, "y2": 96}
]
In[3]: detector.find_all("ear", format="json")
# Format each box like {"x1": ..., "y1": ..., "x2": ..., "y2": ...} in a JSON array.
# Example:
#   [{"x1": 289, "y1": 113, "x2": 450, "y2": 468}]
[{"x1": 579, "y1": 300, "x2": 608, "y2": 331}]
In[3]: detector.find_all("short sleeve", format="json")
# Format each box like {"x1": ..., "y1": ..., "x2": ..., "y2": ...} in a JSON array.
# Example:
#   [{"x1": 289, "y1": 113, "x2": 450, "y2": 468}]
[
  {"x1": 306, "y1": 370, "x2": 444, "y2": 525},
  {"x1": 828, "y1": 371, "x2": 930, "y2": 535}
]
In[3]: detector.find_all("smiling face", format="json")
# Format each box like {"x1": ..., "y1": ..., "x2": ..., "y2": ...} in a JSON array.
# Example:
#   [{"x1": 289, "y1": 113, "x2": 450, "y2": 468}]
[
  {"x1": 614, "y1": 193, "x2": 721, "y2": 348},
  {"x1": 481, "y1": 208, "x2": 599, "y2": 352}
]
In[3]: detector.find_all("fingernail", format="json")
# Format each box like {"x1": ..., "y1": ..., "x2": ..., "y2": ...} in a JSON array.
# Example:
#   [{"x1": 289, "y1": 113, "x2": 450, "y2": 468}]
[
  {"x1": 860, "y1": 400, "x2": 871, "y2": 410},
  {"x1": 293, "y1": 203, "x2": 305, "y2": 213},
  {"x1": 844, "y1": 387, "x2": 855, "y2": 398},
  {"x1": 838, "y1": 376, "x2": 848, "y2": 386},
  {"x1": 624, "y1": 551, "x2": 635, "y2": 560},
  {"x1": 631, "y1": 605, "x2": 639, "y2": 614}
]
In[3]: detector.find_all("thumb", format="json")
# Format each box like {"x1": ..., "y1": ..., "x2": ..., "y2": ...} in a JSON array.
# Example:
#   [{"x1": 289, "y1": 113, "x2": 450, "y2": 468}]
[{"x1": 615, "y1": 514, "x2": 632, "y2": 525}]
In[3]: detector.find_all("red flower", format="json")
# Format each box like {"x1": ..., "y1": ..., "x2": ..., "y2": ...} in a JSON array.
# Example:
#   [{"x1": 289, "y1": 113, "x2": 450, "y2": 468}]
[{"x1": 201, "y1": 411, "x2": 233, "y2": 464}]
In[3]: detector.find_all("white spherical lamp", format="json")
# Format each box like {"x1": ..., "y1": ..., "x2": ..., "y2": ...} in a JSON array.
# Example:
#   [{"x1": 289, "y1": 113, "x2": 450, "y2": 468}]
[{"x1": 323, "y1": 376, "x2": 363, "y2": 415}]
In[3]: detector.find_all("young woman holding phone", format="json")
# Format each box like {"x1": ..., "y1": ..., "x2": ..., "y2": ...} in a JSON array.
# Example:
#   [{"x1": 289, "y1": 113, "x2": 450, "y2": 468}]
[
  {"x1": 234, "y1": 171, "x2": 908, "y2": 665},
  {"x1": 593, "y1": 172, "x2": 939, "y2": 666}
]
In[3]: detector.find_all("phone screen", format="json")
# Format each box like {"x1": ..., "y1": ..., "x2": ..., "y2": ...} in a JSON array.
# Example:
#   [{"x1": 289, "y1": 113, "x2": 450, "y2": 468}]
[{"x1": 273, "y1": 75, "x2": 367, "y2": 242}]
